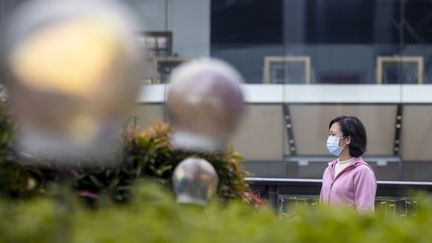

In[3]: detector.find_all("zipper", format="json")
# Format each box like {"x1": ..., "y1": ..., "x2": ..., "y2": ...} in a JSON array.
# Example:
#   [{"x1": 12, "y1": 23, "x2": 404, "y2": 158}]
[
  {"x1": 327, "y1": 162, "x2": 336, "y2": 203},
  {"x1": 328, "y1": 179, "x2": 338, "y2": 203},
  {"x1": 327, "y1": 160, "x2": 359, "y2": 203}
]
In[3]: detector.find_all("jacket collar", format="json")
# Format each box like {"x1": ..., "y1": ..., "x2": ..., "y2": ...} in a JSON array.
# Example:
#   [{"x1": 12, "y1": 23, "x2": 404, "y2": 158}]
[
  {"x1": 328, "y1": 157, "x2": 370, "y2": 180},
  {"x1": 328, "y1": 157, "x2": 364, "y2": 168}
]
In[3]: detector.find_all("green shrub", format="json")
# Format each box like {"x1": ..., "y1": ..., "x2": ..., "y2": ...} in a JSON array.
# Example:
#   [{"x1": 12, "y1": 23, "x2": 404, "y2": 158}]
[{"x1": 0, "y1": 182, "x2": 432, "y2": 243}]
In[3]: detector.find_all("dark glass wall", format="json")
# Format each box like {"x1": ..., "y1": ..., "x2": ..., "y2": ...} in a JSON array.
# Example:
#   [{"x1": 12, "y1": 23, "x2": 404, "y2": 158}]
[{"x1": 211, "y1": 0, "x2": 432, "y2": 84}]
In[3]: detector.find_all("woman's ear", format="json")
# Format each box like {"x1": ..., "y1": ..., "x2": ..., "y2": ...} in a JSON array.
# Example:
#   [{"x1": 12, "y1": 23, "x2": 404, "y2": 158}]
[{"x1": 344, "y1": 136, "x2": 351, "y2": 146}]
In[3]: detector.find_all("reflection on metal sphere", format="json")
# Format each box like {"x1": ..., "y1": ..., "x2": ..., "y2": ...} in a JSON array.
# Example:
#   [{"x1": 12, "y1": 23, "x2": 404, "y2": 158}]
[
  {"x1": 4, "y1": 0, "x2": 144, "y2": 164},
  {"x1": 166, "y1": 58, "x2": 245, "y2": 151},
  {"x1": 172, "y1": 157, "x2": 219, "y2": 206}
]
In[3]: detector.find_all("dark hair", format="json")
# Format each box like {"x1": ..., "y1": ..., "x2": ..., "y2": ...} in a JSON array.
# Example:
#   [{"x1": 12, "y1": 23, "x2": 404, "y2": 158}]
[{"x1": 329, "y1": 116, "x2": 367, "y2": 157}]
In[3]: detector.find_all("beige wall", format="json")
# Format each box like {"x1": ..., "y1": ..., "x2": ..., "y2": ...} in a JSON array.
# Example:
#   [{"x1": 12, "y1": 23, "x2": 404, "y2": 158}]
[
  {"x1": 229, "y1": 105, "x2": 284, "y2": 161},
  {"x1": 402, "y1": 106, "x2": 432, "y2": 161},
  {"x1": 130, "y1": 104, "x2": 285, "y2": 161},
  {"x1": 130, "y1": 103, "x2": 432, "y2": 162},
  {"x1": 130, "y1": 104, "x2": 165, "y2": 130},
  {"x1": 290, "y1": 105, "x2": 396, "y2": 156}
]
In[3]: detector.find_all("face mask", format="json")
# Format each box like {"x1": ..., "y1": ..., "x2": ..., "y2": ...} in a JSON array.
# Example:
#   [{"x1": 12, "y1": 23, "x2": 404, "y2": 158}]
[{"x1": 326, "y1": 136, "x2": 344, "y2": 156}]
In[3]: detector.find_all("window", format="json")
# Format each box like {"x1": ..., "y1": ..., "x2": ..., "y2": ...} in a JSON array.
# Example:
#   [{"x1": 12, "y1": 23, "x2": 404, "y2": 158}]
[
  {"x1": 137, "y1": 32, "x2": 172, "y2": 57},
  {"x1": 263, "y1": 56, "x2": 311, "y2": 84},
  {"x1": 376, "y1": 56, "x2": 424, "y2": 84}
]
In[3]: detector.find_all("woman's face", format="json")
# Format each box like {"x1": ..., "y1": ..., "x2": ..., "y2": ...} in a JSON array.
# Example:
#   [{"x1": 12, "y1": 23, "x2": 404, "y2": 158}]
[{"x1": 329, "y1": 122, "x2": 349, "y2": 147}]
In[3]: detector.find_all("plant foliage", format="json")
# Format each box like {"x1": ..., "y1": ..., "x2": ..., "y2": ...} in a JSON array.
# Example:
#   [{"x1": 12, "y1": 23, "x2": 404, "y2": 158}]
[{"x1": 0, "y1": 103, "x2": 249, "y2": 205}]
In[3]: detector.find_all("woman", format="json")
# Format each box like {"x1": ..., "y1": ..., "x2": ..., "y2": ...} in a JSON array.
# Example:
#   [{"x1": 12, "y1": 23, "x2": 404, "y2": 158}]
[{"x1": 320, "y1": 116, "x2": 377, "y2": 212}]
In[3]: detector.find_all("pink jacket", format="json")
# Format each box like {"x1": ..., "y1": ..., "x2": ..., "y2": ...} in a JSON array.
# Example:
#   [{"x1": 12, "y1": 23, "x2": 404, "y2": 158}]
[{"x1": 320, "y1": 157, "x2": 377, "y2": 212}]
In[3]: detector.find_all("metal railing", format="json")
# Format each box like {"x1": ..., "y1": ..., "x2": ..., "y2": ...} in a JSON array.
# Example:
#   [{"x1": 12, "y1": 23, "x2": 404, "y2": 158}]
[{"x1": 247, "y1": 177, "x2": 432, "y2": 215}]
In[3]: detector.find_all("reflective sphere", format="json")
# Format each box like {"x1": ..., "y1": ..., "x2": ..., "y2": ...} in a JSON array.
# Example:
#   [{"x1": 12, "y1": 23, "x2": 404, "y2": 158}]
[
  {"x1": 3, "y1": 0, "x2": 144, "y2": 164},
  {"x1": 167, "y1": 58, "x2": 245, "y2": 151},
  {"x1": 172, "y1": 157, "x2": 219, "y2": 206}
]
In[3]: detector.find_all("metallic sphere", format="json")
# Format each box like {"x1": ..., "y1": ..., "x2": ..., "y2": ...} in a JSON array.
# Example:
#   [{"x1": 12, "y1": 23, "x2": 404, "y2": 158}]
[
  {"x1": 3, "y1": 0, "x2": 144, "y2": 164},
  {"x1": 172, "y1": 157, "x2": 219, "y2": 206},
  {"x1": 166, "y1": 58, "x2": 245, "y2": 151}
]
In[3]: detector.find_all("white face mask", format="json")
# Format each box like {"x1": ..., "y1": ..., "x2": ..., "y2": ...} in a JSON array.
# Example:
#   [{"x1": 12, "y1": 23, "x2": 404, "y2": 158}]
[{"x1": 326, "y1": 136, "x2": 344, "y2": 156}]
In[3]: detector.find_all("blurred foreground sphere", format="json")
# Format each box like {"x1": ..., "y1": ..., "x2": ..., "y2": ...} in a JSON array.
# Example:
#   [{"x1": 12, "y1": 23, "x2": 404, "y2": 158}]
[
  {"x1": 166, "y1": 59, "x2": 245, "y2": 151},
  {"x1": 3, "y1": 0, "x2": 144, "y2": 164},
  {"x1": 172, "y1": 157, "x2": 219, "y2": 206}
]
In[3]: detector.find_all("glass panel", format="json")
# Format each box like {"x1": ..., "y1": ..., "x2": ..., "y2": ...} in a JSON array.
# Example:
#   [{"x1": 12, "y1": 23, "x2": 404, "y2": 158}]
[{"x1": 123, "y1": 0, "x2": 432, "y2": 182}]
